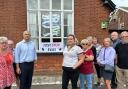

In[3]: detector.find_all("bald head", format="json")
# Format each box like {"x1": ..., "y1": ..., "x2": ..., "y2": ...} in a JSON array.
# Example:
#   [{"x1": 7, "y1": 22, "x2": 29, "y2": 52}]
[
  {"x1": 111, "y1": 31, "x2": 119, "y2": 41},
  {"x1": 8, "y1": 40, "x2": 14, "y2": 50},
  {"x1": 8, "y1": 40, "x2": 14, "y2": 45},
  {"x1": 23, "y1": 31, "x2": 31, "y2": 36}
]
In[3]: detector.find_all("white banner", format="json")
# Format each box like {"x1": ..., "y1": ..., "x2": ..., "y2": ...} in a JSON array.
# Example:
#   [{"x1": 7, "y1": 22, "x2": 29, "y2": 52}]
[{"x1": 42, "y1": 42, "x2": 63, "y2": 53}]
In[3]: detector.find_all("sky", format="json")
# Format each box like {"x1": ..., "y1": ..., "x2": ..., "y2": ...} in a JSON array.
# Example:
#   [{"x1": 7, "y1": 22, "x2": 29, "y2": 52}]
[{"x1": 112, "y1": 0, "x2": 128, "y2": 7}]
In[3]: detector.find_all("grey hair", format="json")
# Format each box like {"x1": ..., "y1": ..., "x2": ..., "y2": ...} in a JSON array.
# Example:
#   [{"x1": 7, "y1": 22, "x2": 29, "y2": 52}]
[
  {"x1": 120, "y1": 31, "x2": 128, "y2": 37},
  {"x1": 0, "y1": 36, "x2": 8, "y2": 43}
]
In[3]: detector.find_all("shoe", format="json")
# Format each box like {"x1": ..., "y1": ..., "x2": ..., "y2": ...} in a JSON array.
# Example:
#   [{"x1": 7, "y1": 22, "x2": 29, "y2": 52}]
[
  {"x1": 95, "y1": 82, "x2": 102, "y2": 87},
  {"x1": 111, "y1": 84, "x2": 117, "y2": 89}
]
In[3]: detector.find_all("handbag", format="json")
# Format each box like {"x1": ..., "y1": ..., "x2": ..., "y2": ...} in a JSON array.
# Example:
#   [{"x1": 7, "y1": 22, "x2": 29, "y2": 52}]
[
  {"x1": 103, "y1": 48, "x2": 114, "y2": 72},
  {"x1": 104, "y1": 64, "x2": 114, "y2": 72}
]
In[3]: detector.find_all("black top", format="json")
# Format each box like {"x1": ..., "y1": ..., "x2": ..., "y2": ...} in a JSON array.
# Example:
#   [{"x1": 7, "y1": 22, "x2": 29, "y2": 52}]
[
  {"x1": 91, "y1": 46, "x2": 97, "y2": 63},
  {"x1": 115, "y1": 43, "x2": 128, "y2": 69}
]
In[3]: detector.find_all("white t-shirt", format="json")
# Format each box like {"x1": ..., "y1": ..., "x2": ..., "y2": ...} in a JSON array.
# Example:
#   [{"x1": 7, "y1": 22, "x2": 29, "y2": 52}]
[{"x1": 62, "y1": 45, "x2": 83, "y2": 67}]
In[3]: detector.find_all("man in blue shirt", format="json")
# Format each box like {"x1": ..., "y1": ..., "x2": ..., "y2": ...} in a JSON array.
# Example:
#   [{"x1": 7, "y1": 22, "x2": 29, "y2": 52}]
[{"x1": 15, "y1": 31, "x2": 37, "y2": 89}]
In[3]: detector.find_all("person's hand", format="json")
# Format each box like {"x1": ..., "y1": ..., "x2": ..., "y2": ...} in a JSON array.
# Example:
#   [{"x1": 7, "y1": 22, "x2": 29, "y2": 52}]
[
  {"x1": 97, "y1": 62, "x2": 101, "y2": 65},
  {"x1": 34, "y1": 63, "x2": 37, "y2": 67},
  {"x1": 85, "y1": 54, "x2": 89, "y2": 58},
  {"x1": 34, "y1": 60, "x2": 37, "y2": 67},
  {"x1": 16, "y1": 67, "x2": 21, "y2": 75},
  {"x1": 72, "y1": 66, "x2": 77, "y2": 69}
]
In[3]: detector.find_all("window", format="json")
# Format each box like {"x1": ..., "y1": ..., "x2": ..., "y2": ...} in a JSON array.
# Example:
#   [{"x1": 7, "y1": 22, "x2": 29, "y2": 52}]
[{"x1": 27, "y1": 0, "x2": 74, "y2": 53}]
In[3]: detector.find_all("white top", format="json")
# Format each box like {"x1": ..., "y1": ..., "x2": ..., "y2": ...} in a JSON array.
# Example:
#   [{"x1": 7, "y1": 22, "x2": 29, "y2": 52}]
[{"x1": 62, "y1": 45, "x2": 83, "y2": 67}]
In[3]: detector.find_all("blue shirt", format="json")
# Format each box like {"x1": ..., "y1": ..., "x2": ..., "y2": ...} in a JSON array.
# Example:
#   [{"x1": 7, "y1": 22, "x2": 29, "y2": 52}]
[
  {"x1": 97, "y1": 47, "x2": 116, "y2": 66},
  {"x1": 15, "y1": 40, "x2": 37, "y2": 63}
]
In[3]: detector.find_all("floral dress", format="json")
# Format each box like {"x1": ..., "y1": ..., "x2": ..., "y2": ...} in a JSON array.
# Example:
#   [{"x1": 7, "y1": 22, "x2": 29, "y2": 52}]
[{"x1": 0, "y1": 52, "x2": 15, "y2": 89}]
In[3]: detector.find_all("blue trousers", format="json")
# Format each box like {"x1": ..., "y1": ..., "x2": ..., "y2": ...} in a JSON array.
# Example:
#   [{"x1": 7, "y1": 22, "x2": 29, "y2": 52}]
[
  {"x1": 79, "y1": 73, "x2": 93, "y2": 89},
  {"x1": 19, "y1": 62, "x2": 34, "y2": 89}
]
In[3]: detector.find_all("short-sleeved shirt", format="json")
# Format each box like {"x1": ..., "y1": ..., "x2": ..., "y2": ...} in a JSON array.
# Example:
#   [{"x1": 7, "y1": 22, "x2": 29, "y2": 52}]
[
  {"x1": 62, "y1": 45, "x2": 83, "y2": 67},
  {"x1": 79, "y1": 49, "x2": 94, "y2": 74},
  {"x1": 115, "y1": 43, "x2": 128, "y2": 69}
]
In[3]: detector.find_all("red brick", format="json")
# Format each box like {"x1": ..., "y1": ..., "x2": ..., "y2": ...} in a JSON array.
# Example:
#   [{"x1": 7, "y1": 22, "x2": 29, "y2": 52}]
[{"x1": 0, "y1": 0, "x2": 112, "y2": 74}]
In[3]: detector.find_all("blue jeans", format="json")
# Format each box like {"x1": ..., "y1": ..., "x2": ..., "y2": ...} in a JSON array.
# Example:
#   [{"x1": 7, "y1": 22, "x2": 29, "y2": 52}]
[{"x1": 79, "y1": 73, "x2": 93, "y2": 89}]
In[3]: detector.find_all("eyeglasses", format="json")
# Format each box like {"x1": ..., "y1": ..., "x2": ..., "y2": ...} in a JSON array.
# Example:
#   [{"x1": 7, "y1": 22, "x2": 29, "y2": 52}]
[
  {"x1": 81, "y1": 43, "x2": 88, "y2": 45},
  {"x1": 0, "y1": 42, "x2": 7, "y2": 44},
  {"x1": 121, "y1": 36, "x2": 128, "y2": 38}
]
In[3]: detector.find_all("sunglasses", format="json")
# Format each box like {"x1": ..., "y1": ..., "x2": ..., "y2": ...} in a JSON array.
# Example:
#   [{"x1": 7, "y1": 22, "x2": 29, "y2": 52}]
[{"x1": 81, "y1": 43, "x2": 88, "y2": 45}]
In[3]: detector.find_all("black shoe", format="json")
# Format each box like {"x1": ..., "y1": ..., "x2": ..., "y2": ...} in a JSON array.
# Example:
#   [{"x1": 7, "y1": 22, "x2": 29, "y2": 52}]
[
  {"x1": 95, "y1": 82, "x2": 102, "y2": 87},
  {"x1": 111, "y1": 84, "x2": 117, "y2": 89}
]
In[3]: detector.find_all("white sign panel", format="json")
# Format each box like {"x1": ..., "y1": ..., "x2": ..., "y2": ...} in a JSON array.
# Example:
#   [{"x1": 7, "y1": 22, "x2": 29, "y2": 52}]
[{"x1": 42, "y1": 42, "x2": 63, "y2": 53}]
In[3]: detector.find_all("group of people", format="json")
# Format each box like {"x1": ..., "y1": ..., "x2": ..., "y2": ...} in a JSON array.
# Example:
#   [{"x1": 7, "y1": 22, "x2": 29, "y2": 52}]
[
  {"x1": 1, "y1": 30, "x2": 128, "y2": 89},
  {"x1": 0, "y1": 31, "x2": 37, "y2": 89},
  {"x1": 62, "y1": 31, "x2": 128, "y2": 89}
]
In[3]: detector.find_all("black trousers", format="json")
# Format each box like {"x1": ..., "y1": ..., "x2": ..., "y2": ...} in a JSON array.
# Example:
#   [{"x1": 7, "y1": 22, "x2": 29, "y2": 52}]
[
  {"x1": 19, "y1": 62, "x2": 34, "y2": 89},
  {"x1": 62, "y1": 66, "x2": 79, "y2": 89},
  {"x1": 4, "y1": 86, "x2": 11, "y2": 89},
  {"x1": 111, "y1": 69, "x2": 117, "y2": 86},
  {"x1": 94, "y1": 64, "x2": 101, "y2": 79}
]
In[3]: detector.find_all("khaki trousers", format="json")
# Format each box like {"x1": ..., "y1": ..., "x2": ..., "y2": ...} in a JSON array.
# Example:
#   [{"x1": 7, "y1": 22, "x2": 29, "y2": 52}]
[{"x1": 116, "y1": 66, "x2": 128, "y2": 89}]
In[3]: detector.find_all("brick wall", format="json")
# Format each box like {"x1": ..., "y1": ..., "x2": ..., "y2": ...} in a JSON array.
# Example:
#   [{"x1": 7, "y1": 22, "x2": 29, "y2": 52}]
[
  {"x1": 75, "y1": 0, "x2": 110, "y2": 42},
  {"x1": 0, "y1": 0, "x2": 27, "y2": 43},
  {"x1": 0, "y1": 0, "x2": 112, "y2": 75}
]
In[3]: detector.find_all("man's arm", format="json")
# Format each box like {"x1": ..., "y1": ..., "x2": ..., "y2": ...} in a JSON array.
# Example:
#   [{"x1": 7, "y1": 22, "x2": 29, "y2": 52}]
[{"x1": 15, "y1": 43, "x2": 21, "y2": 74}]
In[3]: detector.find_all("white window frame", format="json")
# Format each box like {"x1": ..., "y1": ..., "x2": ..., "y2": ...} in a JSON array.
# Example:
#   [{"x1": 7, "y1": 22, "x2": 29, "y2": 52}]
[{"x1": 27, "y1": 0, "x2": 74, "y2": 53}]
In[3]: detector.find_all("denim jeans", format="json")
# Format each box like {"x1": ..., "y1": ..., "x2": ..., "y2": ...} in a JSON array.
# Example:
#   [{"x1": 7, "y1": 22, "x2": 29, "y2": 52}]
[{"x1": 79, "y1": 73, "x2": 93, "y2": 89}]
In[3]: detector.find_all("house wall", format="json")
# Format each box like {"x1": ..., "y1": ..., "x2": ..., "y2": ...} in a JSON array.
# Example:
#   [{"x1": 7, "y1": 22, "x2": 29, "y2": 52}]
[
  {"x1": 0, "y1": 0, "x2": 112, "y2": 75},
  {"x1": 117, "y1": 10, "x2": 128, "y2": 30},
  {"x1": 109, "y1": 9, "x2": 128, "y2": 30}
]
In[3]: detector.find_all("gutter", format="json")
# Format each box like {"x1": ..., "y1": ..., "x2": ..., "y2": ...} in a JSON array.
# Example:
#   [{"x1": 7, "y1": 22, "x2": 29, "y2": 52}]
[{"x1": 103, "y1": 0, "x2": 116, "y2": 11}]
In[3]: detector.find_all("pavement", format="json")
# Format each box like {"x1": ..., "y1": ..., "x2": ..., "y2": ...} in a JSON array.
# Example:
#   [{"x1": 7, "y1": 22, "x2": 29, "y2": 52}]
[
  {"x1": 12, "y1": 84, "x2": 105, "y2": 89},
  {"x1": 12, "y1": 74, "x2": 105, "y2": 89}
]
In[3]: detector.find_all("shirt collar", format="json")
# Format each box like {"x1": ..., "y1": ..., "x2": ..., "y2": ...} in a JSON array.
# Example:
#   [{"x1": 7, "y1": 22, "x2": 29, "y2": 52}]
[{"x1": 22, "y1": 39, "x2": 32, "y2": 43}]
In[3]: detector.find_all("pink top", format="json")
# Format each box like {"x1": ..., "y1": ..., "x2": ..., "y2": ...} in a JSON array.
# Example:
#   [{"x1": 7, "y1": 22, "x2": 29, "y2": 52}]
[{"x1": 0, "y1": 52, "x2": 15, "y2": 88}]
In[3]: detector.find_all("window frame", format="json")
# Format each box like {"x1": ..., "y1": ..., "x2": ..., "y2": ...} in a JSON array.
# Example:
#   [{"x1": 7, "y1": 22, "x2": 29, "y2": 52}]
[{"x1": 27, "y1": 0, "x2": 74, "y2": 53}]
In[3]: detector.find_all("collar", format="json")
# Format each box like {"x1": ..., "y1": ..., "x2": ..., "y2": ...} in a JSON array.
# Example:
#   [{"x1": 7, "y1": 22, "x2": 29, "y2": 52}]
[{"x1": 22, "y1": 39, "x2": 31, "y2": 43}]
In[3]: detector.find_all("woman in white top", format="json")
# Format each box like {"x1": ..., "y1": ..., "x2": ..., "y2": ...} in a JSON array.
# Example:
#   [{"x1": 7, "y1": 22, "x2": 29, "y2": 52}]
[{"x1": 62, "y1": 34, "x2": 84, "y2": 89}]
